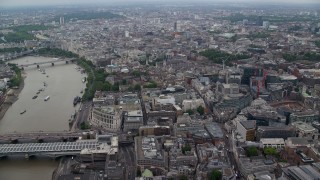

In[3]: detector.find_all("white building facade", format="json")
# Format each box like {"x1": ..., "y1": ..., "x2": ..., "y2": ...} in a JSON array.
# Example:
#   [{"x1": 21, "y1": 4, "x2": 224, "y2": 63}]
[{"x1": 91, "y1": 106, "x2": 122, "y2": 132}]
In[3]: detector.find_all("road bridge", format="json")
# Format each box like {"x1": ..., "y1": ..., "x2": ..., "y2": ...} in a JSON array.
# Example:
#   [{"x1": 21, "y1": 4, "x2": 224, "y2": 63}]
[
  {"x1": 0, "y1": 141, "x2": 99, "y2": 158},
  {"x1": 17, "y1": 58, "x2": 76, "y2": 69}
]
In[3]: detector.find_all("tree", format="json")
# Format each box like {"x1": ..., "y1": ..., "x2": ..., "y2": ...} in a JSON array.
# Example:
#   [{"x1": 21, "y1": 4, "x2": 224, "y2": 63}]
[
  {"x1": 315, "y1": 40, "x2": 320, "y2": 48},
  {"x1": 112, "y1": 82, "x2": 119, "y2": 92},
  {"x1": 179, "y1": 175, "x2": 188, "y2": 180},
  {"x1": 134, "y1": 84, "x2": 141, "y2": 91},
  {"x1": 8, "y1": 63, "x2": 22, "y2": 87},
  {"x1": 132, "y1": 70, "x2": 141, "y2": 77},
  {"x1": 143, "y1": 81, "x2": 157, "y2": 88},
  {"x1": 264, "y1": 147, "x2": 277, "y2": 156},
  {"x1": 199, "y1": 49, "x2": 251, "y2": 65},
  {"x1": 122, "y1": 79, "x2": 127, "y2": 85},
  {"x1": 182, "y1": 144, "x2": 191, "y2": 155},
  {"x1": 197, "y1": 106, "x2": 205, "y2": 115},
  {"x1": 282, "y1": 53, "x2": 298, "y2": 62},
  {"x1": 80, "y1": 122, "x2": 90, "y2": 130},
  {"x1": 209, "y1": 170, "x2": 222, "y2": 180},
  {"x1": 186, "y1": 109, "x2": 194, "y2": 115},
  {"x1": 246, "y1": 146, "x2": 258, "y2": 157}
]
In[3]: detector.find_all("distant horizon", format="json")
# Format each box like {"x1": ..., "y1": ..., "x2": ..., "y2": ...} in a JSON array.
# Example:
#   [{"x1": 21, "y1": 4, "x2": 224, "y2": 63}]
[{"x1": 1, "y1": 0, "x2": 320, "y2": 8}]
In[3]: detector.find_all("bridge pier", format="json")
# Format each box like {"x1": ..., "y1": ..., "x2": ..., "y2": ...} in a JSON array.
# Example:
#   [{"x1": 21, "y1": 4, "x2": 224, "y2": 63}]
[
  {"x1": 10, "y1": 139, "x2": 18, "y2": 144},
  {"x1": 51, "y1": 63, "x2": 54, "y2": 66},
  {"x1": 37, "y1": 64, "x2": 40, "y2": 68}
]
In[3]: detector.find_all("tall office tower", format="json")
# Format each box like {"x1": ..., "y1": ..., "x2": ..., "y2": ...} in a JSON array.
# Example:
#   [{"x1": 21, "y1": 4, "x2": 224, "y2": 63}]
[
  {"x1": 59, "y1": 17, "x2": 65, "y2": 25},
  {"x1": 174, "y1": 21, "x2": 181, "y2": 32},
  {"x1": 256, "y1": 16, "x2": 263, "y2": 26},
  {"x1": 263, "y1": 21, "x2": 270, "y2": 29}
]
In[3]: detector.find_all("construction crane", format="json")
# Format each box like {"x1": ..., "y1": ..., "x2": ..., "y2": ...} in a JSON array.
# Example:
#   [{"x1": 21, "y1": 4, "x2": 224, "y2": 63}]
[{"x1": 222, "y1": 56, "x2": 230, "y2": 71}]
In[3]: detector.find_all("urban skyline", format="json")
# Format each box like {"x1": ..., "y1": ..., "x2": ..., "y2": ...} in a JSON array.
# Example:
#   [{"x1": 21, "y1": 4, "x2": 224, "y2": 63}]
[
  {"x1": 2, "y1": 0, "x2": 320, "y2": 7},
  {"x1": 0, "y1": 2, "x2": 320, "y2": 180}
]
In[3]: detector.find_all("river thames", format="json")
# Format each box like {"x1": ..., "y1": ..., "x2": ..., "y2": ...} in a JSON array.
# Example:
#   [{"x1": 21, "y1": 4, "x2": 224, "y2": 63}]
[{"x1": 0, "y1": 56, "x2": 87, "y2": 180}]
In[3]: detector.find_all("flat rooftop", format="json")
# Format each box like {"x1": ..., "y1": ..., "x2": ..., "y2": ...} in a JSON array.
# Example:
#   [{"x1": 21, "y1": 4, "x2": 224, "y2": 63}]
[
  {"x1": 240, "y1": 121, "x2": 256, "y2": 130},
  {"x1": 292, "y1": 121, "x2": 316, "y2": 132},
  {"x1": 260, "y1": 138, "x2": 285, "y2": 144},
  {"x1": 205, "y1": 122, "x2": 224, "y2": 138}
]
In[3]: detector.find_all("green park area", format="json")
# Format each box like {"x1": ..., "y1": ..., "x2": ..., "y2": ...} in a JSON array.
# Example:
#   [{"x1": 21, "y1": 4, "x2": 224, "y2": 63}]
[
  {"x1": 199, "y1": 49, "x2": 251, "y2": 65},
  {"x1": 0, "y1": 25, "x2": 50, "y2": 43},
  {"x1": 283, "y1": 51, "x2": 320, "y2": 62},
  {"x1": 7, "y1": 63, "x2": 22, "y2": 87},
  {"x1": 0, "y1": 47, "x2": 27, "y2": 53}
]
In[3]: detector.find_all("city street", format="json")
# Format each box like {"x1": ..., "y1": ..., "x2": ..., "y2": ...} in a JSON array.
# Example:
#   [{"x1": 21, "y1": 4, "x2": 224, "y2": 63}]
[
  {"x1": 224, "y1": 129, "x2": 241, "y2": 179},
  {"x1": 71, "y1": 101, "x2": 92, "y2": 131},
  {"x1": 119, "y1": 145, "x2": 136, "y2": 180}
]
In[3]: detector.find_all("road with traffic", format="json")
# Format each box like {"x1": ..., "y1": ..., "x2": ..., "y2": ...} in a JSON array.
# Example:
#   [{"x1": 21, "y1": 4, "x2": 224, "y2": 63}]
[
  {"x1": 71, "y1": 101, "x2": 92, "y2": 131},
  {"x1": 120, "y1": 144, "x2": 136, "y2": 180}
]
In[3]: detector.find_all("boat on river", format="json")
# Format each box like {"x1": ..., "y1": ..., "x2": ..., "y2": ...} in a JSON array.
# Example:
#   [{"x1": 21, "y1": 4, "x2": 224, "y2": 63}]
[
  {"x1": 20, "y1": 109, "x2": 26, "y2": 114},
  {"x1": 82, "y1": 77, "x2": 86, "y2": 83},
  {"x1": 44, "y1": 96, "x2": 50, "y2": 101},
  {"x1": 73, "y1": 96, "x2": 81, "y2": 106}
]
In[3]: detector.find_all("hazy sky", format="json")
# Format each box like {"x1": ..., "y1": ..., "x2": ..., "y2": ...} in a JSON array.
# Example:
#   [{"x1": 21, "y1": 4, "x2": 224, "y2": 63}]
[{"x1": 1, "y1": 0, "x2": 320, "y2": 7}]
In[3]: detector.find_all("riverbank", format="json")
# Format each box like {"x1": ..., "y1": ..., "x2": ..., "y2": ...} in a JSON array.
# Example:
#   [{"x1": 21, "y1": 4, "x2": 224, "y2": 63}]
[{"x1": 0, "y1": 72, "x2": 26, "y2": 120}]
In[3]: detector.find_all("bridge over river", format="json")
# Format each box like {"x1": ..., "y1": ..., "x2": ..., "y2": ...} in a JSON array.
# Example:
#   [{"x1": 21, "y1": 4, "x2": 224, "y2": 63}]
[
  {"x1": 0, "y1": 141, "x2": 99, "y2": 158},
  {"x1": 17, "y1": 58, "x2": 76, "y2": 69}
]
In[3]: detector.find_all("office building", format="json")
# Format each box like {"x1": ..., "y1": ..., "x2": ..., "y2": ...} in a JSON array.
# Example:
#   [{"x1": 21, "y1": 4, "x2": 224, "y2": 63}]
[
  {"x1": 123, "y1": 110, "x2": 143, "y2": 132},
  {"x1": 291, "y1": 121, "x2": 318, "y2": 139},
  {"x1": 256, "y1": 126, "x2": 296, "y2": 140},
  {"x1": 91, "y1": 106, "x2": 122, "y2": 132},
  {"x1": 174, "y1": 21, "x2": 181, "y2": 32},
  {"x1": 236, "y1": 120, "x2": 256, "y2": 141},
  {"x1": 135, "y1": 136, "x2": 168, "y2": 169},
  {"x1": 260, "y1": 138, "x2": 285, "y2": 149},
  {"x1": 59, "y1": 16, "x2": 64, "y2": 25},
  {"x1": 282, "y1": 165, "x2": 320, "y2": 180}
]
